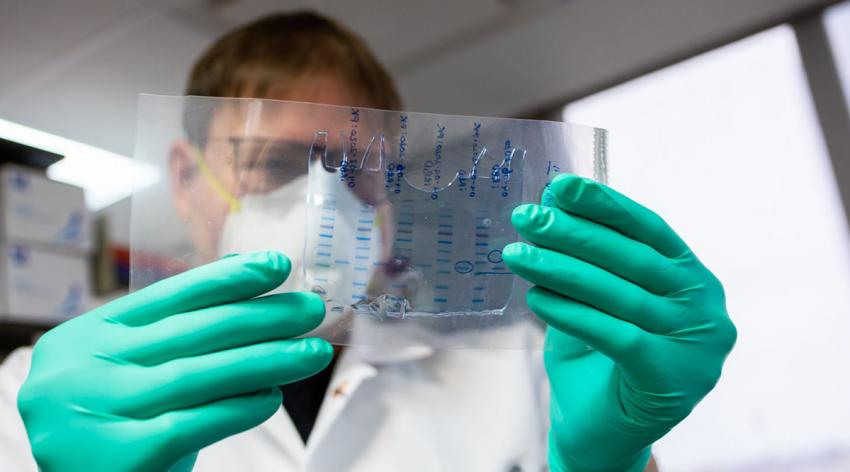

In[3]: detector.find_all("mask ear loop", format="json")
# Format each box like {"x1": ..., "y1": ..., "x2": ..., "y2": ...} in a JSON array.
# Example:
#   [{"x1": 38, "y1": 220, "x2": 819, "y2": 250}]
[{"x1": 192, "y1": 147, "x2": 242, "y2": 213}]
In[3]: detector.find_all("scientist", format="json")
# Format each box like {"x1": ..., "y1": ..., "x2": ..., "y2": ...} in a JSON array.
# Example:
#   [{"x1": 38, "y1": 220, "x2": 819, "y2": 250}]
[{"x1": 0, "y1": 11, "x2": 736, "y2": 472}]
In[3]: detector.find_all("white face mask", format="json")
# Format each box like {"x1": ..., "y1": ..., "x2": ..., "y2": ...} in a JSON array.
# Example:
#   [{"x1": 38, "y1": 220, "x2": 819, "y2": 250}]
[{"x1": 217, "y1": 173, "x2": 309, "y2": 293}]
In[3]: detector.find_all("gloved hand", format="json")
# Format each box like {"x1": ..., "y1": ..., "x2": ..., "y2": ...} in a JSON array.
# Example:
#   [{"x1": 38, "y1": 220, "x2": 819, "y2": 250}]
[
  {"x1": 17, "y1": 251, "x2": 332, "y2": 472},
  {"x1": 503, "y1": 175, "x2": 737, "y2": 472}
]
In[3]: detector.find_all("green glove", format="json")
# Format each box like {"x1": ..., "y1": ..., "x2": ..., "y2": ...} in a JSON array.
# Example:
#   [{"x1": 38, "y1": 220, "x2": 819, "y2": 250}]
[
  {"x1": 503, "y1": 174, "x2": 737, "y2": 472},
  {"x1": 17, "y1": 251, "x2": 332, "y2": 472}
]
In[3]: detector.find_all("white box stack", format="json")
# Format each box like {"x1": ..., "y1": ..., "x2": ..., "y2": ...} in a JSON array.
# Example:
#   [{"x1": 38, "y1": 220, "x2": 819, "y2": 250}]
[{"x1": 0, "y1": 165, "x2": 92, "y2": 324}]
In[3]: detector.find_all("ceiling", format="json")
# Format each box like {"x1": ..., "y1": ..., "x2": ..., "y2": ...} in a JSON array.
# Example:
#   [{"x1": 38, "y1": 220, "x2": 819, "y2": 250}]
[{"x1": 0, "y1": 0, "x2": 840, "y2": 158}]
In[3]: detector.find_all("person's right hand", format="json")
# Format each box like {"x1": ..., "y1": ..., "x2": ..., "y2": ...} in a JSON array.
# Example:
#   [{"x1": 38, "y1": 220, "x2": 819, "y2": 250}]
[{"x1": 17, "y1": 251, "x2": 332, "y2": 472}]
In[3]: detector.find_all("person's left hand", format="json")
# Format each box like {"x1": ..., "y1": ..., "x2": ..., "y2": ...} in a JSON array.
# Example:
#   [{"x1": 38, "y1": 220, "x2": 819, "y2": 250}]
[{"x1": 503, "y1": 174, "x2": 737, "y2": 472}]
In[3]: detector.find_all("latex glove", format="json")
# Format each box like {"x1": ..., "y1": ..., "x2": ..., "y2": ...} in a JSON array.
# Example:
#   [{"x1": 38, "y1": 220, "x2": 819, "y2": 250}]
[
  {"x1": 503, "y1": 175, "x2": 737, "y2": 472},
  {"x1": 17, "y1": 251, "x2": 332, "y2": 472}
]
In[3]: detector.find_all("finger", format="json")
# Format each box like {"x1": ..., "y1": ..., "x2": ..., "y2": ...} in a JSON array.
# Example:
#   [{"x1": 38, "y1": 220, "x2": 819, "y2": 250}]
[
  {"x1": 549, "y1": 174, "x2": 690, "y2": 258},
  {"x1": 101, "y1": 251, "x2": 292, "y2": 326},
  {"x1": 528, "y1": 286, "x2": 649, "y2": 366},
  {"x1": 123, "y1": 337, "x2": 332, "y2": 418},
  {"x1": 149, "y1": 387, "x2": 281, "y2": 467},
  {"x1": 503, "y1": 242, "x2": 683, "y2": 334},
  {"x1": 511, "y1": 203, "x2": 686, "y2": 294},
  {"x1": 114, "y1": 292, "x2": 326, "y2": 365},
  {"x1": 543, "y1": 325, "x2": 595, "y2": 361}
]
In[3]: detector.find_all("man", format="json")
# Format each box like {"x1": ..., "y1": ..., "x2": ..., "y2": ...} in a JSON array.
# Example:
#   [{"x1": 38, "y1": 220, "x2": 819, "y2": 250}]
[{"x1": 1, "y1": 11, "x2": 735, "y2": 471}]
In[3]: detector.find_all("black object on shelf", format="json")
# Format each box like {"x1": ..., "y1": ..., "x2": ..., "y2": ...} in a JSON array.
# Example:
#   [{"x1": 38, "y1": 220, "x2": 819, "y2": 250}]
[{"x1": 0, "y1": 137, "x2": 63, "y2": 170}]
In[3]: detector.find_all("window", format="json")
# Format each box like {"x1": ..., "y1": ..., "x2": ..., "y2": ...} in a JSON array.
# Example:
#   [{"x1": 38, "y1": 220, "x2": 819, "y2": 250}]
[{"x1": 565, "y1": 26, "x2": 850, "y2": 471}]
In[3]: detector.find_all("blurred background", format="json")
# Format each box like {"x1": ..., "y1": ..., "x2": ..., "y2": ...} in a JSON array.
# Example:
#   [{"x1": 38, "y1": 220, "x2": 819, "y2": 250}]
[{"x1": 1, "y1": 0, "x2": 849, "y2": 470}]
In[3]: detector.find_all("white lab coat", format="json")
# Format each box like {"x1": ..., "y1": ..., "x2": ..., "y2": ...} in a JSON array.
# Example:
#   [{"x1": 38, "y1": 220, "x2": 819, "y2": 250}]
[{"x1": 0, "y1": 326, "x2": 550, "y2": 471}]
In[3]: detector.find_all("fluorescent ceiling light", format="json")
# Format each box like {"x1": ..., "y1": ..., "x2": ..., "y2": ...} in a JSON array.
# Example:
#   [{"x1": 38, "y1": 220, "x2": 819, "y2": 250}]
[{"x1": 0, "y1": 118, "x2": 159, "y2": 210}]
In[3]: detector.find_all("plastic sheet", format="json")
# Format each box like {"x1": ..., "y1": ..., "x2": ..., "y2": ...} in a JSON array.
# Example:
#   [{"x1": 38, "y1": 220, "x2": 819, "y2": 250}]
[{"x1": 130, "y1": 94, "x2": 607, "y2": 349}]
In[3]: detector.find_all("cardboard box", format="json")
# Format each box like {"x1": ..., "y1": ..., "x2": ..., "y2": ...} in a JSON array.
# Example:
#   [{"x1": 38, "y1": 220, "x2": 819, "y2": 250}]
[
  {"x1": 0, "y1": 243, "x2": 90, "y2": 324},
  {"x1": 0, "y1": 165, "x2": 91, "y2": 252}
]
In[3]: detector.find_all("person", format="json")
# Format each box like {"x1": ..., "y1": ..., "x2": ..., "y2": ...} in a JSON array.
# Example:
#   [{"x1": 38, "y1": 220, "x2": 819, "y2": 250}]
[{"x1": 0, "y1": 11, "x2": 736, "y2": 472}]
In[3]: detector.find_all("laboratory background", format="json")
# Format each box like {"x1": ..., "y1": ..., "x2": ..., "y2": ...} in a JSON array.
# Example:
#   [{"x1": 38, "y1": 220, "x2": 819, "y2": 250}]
[{"x1": 1, "y1": 0, "x2": 850, "y2": 471}]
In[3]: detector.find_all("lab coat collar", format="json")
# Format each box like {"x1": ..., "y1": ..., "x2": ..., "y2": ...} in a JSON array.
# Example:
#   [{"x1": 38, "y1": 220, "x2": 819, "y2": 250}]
[
  {"x1": 303, "y1": 343, "x2": 434, "y2": 456},
  {"x1": 346, "y1": 344, "x2": 436, "y2": 365}
]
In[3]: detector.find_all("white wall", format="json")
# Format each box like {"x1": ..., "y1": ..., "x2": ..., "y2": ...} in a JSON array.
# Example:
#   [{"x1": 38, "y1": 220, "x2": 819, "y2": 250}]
[{"x1": 565, "y1": 25, "x2": 850, "y2": 472}]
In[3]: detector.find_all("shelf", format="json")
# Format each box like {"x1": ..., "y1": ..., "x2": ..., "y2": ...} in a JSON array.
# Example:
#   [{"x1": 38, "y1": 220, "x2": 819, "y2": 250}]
[{"x1": 0, "y1": 319, "x2": 56, "y2": 351}]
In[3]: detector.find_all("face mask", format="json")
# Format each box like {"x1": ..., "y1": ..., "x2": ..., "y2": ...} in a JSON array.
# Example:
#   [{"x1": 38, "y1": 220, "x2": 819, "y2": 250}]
[{"x1": 217, "y1": 173, "x2": 309, "y2": 293}]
